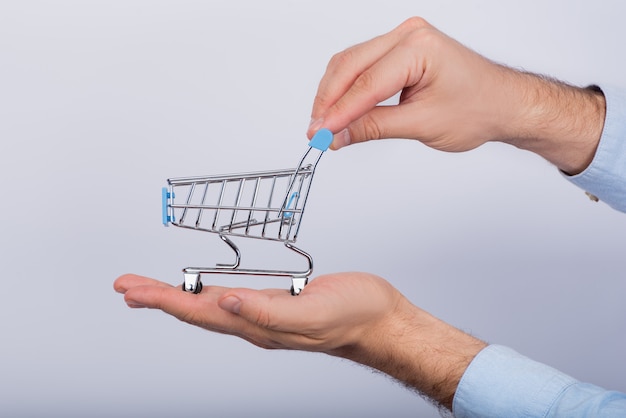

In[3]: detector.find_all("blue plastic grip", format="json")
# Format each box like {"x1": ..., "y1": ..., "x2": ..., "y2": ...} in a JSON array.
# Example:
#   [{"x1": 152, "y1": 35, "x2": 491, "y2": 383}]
[
  {"x1": 308, "y1": 128, "x2": 333, "y2": 151},
  {"x1": 283, "y1": 191, "x2": 299, "y2": 219},
  {"x1": 162, "y1": 187, "x2": 170, "y2": 226}
]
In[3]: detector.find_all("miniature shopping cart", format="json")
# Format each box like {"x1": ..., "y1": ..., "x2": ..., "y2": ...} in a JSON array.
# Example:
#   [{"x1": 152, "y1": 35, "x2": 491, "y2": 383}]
[{"x1": 162, "y1": 129, "x2": 333, "y2": 295}]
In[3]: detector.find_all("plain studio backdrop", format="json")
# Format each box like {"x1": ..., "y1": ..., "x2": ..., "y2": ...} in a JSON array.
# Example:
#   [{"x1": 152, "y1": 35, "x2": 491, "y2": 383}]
[{"x1": 1, "y1": 1, "x2": 625, "y2": 417}]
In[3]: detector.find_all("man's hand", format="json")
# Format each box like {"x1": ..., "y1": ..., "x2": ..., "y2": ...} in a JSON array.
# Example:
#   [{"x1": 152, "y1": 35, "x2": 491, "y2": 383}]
[
  {"x1": 308, "y1": 17, "x2": 515, "y2": 152},
  {"x1": 114, "y1": 272, "x2": 486, "y2": 410},
  {"x1": 309, "y1": 16, "x2": 605, "y2": 175},
  {"x1": 114, "y1": 272, "x2": 402, "y2": 352}
]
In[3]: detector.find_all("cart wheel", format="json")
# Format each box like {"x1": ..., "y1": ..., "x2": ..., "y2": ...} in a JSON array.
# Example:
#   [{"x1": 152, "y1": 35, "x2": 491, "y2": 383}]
[
  {"x1": 194, "y1": 280, "x2": 203, "y2": 294},
  {"x1": 181, "y1": 280, "x2": 203, "y2": 294},
  {"x1": 182, "y1": 272, "x2": 202, "y2": 294},
  {"x1": 290, "y1": 277, "x2": 308, "y2": 296}
]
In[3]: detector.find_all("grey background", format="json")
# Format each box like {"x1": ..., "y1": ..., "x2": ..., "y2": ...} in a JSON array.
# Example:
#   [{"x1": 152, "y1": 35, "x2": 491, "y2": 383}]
[{"x1": 1, "y1": 1, "x2": 625, "y2": 417}]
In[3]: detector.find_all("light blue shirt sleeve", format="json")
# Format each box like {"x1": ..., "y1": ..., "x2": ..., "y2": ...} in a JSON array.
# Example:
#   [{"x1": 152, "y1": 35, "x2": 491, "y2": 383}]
[
  {"x1": 565, "y1": 86, "x2": 626, "y2": 212},
  {"x1": 453, "y1": 345, "x2": 626, "y2": 417}
]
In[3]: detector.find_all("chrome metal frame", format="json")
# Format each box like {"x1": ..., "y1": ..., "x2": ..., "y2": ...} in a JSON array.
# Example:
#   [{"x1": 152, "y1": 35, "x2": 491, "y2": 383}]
[{"x1": 163, "y1": 135, "x2": 329, "y2": 295}]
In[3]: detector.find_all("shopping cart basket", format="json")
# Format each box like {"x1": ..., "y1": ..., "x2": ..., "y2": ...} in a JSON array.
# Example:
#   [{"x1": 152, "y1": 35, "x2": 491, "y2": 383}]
[{"x1": 162, "y1": 128, "x2": 333, "y2": 295}]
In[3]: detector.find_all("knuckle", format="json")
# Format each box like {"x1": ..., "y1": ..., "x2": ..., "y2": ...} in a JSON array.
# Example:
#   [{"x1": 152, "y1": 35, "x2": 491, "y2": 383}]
[
  {"x1": 395, "y1": 17, "x2": 439, "y2": 51},
  {"x1": 360, "y1": 113, "x2": 384, "y2": 140},
  {"x1": 328, "y1": 93, "x2": 354, "y2": 118},
  {"x1": 327, "y1": 48, "x2": 356, "y2": 72},
  {"x1": 398, "y1": 16, "x2": 429, "y2": 33},
  {"x1": 313, "y1": 91, "x2": 331, "y2": 110},
  {"x1": 409, "y1": 26, "x2": 439, "y2": 45},
  {"x1": 395, "y1": 26, "x2": 441, "y2": 63},
  {"x1": 352, "y1": 70, "x2": 376, "y2": 95}
]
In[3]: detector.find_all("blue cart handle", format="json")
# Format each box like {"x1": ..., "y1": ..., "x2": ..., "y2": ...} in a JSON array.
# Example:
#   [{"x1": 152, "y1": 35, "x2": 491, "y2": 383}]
[
  {"x1": 308, "y1": 128, "x2": 333, "y2": 151},
  {"x1": 162, "y1": 187, "x2": 174, "y2": 226}
]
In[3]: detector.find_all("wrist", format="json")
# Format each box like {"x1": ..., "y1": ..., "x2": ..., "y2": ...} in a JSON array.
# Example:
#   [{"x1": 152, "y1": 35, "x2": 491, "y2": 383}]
[
  {"x1": 497, "y1": 72, "x2": 605, "y2": 174},
  {"x1": 338, "y1": 295, "x2": 486, "y2": 410}
]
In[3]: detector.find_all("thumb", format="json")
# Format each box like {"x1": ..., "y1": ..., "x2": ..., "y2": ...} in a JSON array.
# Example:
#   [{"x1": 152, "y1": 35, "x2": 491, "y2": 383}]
[
  {"x1": 334, "y1": 105, "x2": 417, "y2": 150},
  {"x1": 218, "y1": 288, "x2": 307, "y2": 332},
  {"x1": 218, "y1": 294, "x2": 242, "y2": 314}
]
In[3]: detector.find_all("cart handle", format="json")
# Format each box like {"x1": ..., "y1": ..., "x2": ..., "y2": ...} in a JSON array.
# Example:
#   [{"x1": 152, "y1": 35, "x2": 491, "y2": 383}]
[
  {"x1": 162, "y1": 187, "x2": 174, "y2": 226},
  {"x1": 308, "y1": 128, "x2": 333, "y2": 151}
]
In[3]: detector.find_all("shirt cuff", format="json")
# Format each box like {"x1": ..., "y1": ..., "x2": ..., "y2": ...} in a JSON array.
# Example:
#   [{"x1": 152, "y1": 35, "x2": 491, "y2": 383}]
[
  {"x1": 564, "y1": 85, "x2": 626, "y2": 213},
  {"x1": 452, "y1": 344, "x2": 577, "y2": 418}
]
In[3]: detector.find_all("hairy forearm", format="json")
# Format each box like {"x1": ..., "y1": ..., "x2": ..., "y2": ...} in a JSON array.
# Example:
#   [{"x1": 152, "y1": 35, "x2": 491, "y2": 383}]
[
  {"x1": 333, "y1": 297, "x2": 487, "y2": 411},
  {"x1": 499, "y1": 71, "x2": 606, "y2": 175}
]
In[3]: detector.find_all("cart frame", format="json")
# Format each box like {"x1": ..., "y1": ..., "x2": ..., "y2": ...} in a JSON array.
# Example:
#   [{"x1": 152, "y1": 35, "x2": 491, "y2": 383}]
[{"x1": 162, "y1": 129, "x2": 333, "y2": 295}]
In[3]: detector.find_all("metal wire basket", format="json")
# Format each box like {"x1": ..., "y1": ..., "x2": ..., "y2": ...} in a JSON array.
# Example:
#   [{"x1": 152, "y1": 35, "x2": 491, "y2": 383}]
[{"x1": 162, "y1": 129, "x2": 333, "y2": 295}]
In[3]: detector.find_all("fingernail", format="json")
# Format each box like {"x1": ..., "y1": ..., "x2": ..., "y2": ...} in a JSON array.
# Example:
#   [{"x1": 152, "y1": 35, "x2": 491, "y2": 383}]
[
  {"x1": 219, "y1": 296, "x2": 241, "y2": 314},
  {"x1": 335, "y1": 128, "x2": 351, "y2": 148},
  {"x1": 308, "y1": 118, "x2": 324, "y2": 132}
]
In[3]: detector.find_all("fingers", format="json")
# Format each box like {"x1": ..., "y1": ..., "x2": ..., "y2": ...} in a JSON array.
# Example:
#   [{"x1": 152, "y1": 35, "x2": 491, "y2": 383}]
[
  {"x1": 119, "y1": 277, "x2": 247, "y2": 332},
  {"x1": 114, "y1": 273, "x2": 282, "y2": 347},
  {"x1": 119, "y1": 276, "x2": 202, "y2": 314},
  {"x1": 114, "y1": 273, "x2": 287, "y2": 332},
  {"x1": 114, "y1": 273, "x2": 308, "y2": 342},
  {"x1": 325, "y1": 46, "x2": 426, "y2": 140},
  {"x1": 310, "y1": 20, "x2": 410, "y2": 122},
  {"x1": 113, "y1": 273, "x2": 173, "y2": 294},
  {"x1": 308, "y1": 17, "x2": 434, "y2": 148},
  {"x1": 327, "y1": 79, "x2": 439, "y2": 150},
  {"x1": 115, "y1": 273, "x2": 219, "y2": 316},
  {"x1": 115, "y1": 273, "x2": 318, "y2": 334}
]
